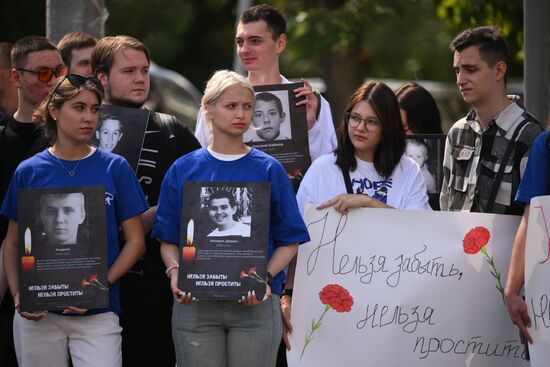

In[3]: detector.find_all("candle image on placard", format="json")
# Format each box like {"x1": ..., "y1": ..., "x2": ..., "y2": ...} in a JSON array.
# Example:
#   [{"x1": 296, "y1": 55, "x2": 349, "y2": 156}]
[
  {"x1": 21, "y1": 227, "x2": 35, "y2": 272},
  {"x1": 182, "y1": 219, "x2": 196, "y2": 262}
]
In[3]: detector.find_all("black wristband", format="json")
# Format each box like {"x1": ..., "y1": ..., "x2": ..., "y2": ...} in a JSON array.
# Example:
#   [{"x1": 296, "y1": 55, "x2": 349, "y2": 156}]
[
  {"x1": 282, "y1": 288, "x2": 293, "y2": 298},
  {"x1": 266, "y1": 271, "x2": 273, "y2": 284}
]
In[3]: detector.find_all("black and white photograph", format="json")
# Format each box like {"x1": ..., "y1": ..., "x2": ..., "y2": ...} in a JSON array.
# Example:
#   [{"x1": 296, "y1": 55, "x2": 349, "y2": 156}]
[
  {"x1": 37, "y1": 192, "x2": 88, "y2": 246},
  {"x1": 201, "y1": 187, "x2": 252, "y2": 238},
  {"x1": 244, "y1": 83, "x2": 311, "y2": 181},
  {"x1": 405, "y1": 134, "x2": 446, "y2": 210},
  {"x1": 245, "y1": 90, "x2": 292, "y2": 143},
  {"x1": 91, "y1": 104, "x2": 150, "y2": 172},
  {"x1": 179, "y1": 181, "x2": 271, "y2": 300},
  {"x1": 16, "y1": 186, "x2": 108, "y2": 312},
  {"x1": 95, "y1": 113, "x2": 123, "y2": 153}
]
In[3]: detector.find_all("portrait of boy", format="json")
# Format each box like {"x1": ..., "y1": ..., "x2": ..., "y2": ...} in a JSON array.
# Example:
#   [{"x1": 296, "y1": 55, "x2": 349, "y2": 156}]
[
  {"x1": 249, "y1": 92, "x2": 291, "y2": 142},
  {"x1": 96, "y1": 114, "x2": 123, "y2": 153}
]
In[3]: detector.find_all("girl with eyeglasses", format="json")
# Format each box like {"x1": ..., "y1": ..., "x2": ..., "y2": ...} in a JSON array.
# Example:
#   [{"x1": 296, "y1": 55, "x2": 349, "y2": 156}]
[
  {"x1": 1, "y1": 74, "x2": 148, "y2": 367},
  {"x1": 151, "y1": 70, "x2": 309, "y2": 367},
  {"x1": 279, "y1": 81, "x2": 432, "y2": 352},
  {"x1": 296, "y1": 81, "x2": 431, "y2": 213}
]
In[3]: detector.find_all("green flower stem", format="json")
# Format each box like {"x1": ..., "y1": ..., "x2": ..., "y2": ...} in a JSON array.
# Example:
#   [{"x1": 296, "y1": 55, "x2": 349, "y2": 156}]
[
  {"x1": 92, "y1": 280, "x2": 109, "y2": 291},
  {"x1": 249, "y1": 272, "x2": 268, "y2": 285},
  {"x1": 300, "y1": 304, "x2": 331, "y2": 360},
  {"x1": 480, "y1": 247, "x2": 505, "y2": 304}
]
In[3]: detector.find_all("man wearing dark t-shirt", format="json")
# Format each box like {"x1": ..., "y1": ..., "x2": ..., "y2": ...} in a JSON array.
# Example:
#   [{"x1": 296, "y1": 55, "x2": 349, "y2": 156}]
[
  {"x1": 0, "y1": 35, "x2": 66, "y2": 367},
  {"x1": 92, "y1": 35, "x2": 200, "y2": 367}
]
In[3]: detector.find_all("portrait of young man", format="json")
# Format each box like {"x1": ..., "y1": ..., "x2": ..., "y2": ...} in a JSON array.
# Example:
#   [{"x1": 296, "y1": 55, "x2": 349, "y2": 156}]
[
  {"x1": 92, "y1": 35, "x2": 200, "y2": 367},
  {"x1": 38, "y1": 193, "x2": 86, "y2": 246},
  {"x1": 205, "y1": 190, "x2": 251, "y2": 238}
]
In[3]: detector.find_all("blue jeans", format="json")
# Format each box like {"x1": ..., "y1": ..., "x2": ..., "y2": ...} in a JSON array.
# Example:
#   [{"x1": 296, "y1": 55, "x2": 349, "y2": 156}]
[{"x1": 172, "y1": 296, "x2": 282, "y2": 367}]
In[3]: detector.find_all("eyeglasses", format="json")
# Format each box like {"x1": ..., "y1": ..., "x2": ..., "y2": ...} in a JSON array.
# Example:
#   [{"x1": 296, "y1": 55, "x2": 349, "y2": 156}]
[
  {"x1": 17, "y1": 66, "x2": 68, "y2": 82},
  {"x1": 345, "y1": 112, "x2": 381, "y2": 131},
  {"x1": 48, "y1": 74, "x2": 103, "y2": 105}
]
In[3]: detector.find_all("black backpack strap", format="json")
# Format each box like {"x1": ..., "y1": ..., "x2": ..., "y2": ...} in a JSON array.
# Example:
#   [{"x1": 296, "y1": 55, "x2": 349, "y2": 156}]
[
  {"x1": 486, "y1": 119, "x2": 529, "y2": 212},
  {"x1": 342, "y1": 169, "x2": 354, "y2": 194}
]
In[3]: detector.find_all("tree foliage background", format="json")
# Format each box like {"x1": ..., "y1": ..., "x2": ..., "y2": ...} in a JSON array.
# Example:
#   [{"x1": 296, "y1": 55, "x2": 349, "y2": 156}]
[{"x1": 0, "y1": 0, "x2": 531, "y2": 124}]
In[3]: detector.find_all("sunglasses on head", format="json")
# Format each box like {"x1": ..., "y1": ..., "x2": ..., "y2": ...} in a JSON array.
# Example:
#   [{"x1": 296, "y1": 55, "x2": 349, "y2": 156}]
[
  {"x1": 17, "y1": 66, "x2": 68, "y2": 82},
  {"x1": 48, "y1": 74, "x2": 103, "y2": 105}
]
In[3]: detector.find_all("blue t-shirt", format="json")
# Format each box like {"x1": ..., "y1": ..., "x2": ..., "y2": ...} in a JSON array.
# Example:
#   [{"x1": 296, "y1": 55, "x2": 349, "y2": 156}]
[
  {"x1": 0, "y1": 148, "x2": 149, "y2": 314},
  {"x1": 516, "y1": 131, "x2": 548, "y2": 204},
  {"x1": 151, "y1": 148, "x2": 310, "y2": 295}
]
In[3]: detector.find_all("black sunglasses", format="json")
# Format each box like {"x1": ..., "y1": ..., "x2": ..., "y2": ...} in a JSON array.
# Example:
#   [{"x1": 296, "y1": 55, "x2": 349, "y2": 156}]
[
  {"x1": 17, "y1": 66, "x2": 68, "y2": 82},
  {"x1": 48, "y1": 74, "x2": 103, "y2": 103}
]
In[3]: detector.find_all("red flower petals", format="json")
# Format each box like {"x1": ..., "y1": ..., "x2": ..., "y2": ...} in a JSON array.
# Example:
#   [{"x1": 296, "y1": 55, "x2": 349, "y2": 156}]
[
  {"x1": 463, "y1": 226, "x2": 490, "y2": 254},
  {"x1": 319, "y1": 284, "x2": 353, "y2": 313}
]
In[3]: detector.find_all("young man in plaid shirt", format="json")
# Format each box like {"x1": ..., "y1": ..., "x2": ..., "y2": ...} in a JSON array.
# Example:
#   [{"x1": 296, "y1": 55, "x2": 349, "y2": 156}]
[{"x1": 440, "y1": 26, "x2": 542, "y2": 215}]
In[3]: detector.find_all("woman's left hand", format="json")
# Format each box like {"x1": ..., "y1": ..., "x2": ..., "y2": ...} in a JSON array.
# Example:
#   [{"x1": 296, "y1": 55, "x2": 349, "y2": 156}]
[
  {"x1": 62, "y1": 306, "x2": 88, "y2": 315},
  {"x1": 317, "y1": 194, "x2": 369, "y2": 213},
  {"x1": 240, "y1": 283, "x2": 272, "y2": 306},
  {"x1": 294, "y1": 78, "x2": 318, "y2": 130}
]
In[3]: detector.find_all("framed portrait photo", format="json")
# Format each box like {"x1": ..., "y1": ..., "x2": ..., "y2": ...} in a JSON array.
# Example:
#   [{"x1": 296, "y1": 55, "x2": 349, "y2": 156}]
[
  {"x1": 244, "y1": 83, "x2": 311, "y2": 181},
  {"x1": 16, "y1": 186, "x2": 108, "y2": 312},
  {"x1": 405, "y1": 134, "x2": 446, "y2": 210},
  {"x1": 92, "y1": 105, "x2": 150, "y2": 172},
  {"x1": 178, "y1": 181, "x2": 271, "y2": 300}
]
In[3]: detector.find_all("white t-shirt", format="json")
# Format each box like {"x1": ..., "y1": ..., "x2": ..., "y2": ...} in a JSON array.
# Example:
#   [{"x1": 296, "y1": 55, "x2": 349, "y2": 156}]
[
  {"x1": 296, "y1": 153, "x2": 432, "y2": 214},
  {"x1": 207, "y1": 220, "x2": 251, "y2": 237},
  {"x1": 194, "y1": 75, "x2": 337, "y2": 162}
]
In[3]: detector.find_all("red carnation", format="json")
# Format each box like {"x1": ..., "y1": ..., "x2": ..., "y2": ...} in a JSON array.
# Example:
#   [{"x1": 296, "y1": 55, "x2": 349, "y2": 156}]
[
  {"x1": 89, "y1": 274, "x2": 98, "y2": 283},
  {"x1": 462, "y1": 226, "x2": 490, "y2": 254},
  {"x1": 462, "y1": 226, "x2": 505, "y2": 304},
  {"x1": 81, "y1": 278, "x2": 89, "y2": 287},
  {"x1": 301, "y1": 284, "x2": 354, "y2": 360},
  {"x1": 319, "y1": 284, "x2": 353, "y2": 313},
  {"x1": 247, "y1": 267, "x2": 256, "y2": 275},
  {"x1": 239, "y1": 270, "x2": 246, "y2": 279}
]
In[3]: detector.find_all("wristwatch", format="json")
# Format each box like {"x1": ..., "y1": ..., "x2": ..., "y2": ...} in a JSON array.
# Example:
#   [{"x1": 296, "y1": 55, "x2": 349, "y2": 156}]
[{"x1": 266, "y1": 271, "x2": 273, "y2": 284}]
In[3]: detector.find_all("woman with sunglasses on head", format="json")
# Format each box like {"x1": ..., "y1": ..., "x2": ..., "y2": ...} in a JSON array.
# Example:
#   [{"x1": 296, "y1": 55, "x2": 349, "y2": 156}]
[
  {"x1": 280, "y1": 81, "x2": 431, "y2": 351},
  {"x1": 1, "y1": 74, "x2": 148, "y2": 367},
  {"x1": 152, "y1": 70, "x2": 309, "y2": 367}
]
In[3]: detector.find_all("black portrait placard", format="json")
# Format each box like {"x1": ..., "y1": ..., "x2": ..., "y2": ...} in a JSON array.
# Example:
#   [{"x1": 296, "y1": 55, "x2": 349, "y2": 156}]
[
  {"x1": 244, "y1": 83, "x2": 311, "y2": 181},
  {"x1": 17, "y1": 186, "x2": 108, "y2": 312},
  {"x1": 405, "y1": 134, "x2": 446, "y2": 210},
  {"x1": 92, "y1": 105, "x2": 150, "y2": 172},
  {"x1": 178, "y1": 181, "x2": 271, "y2": 300}
]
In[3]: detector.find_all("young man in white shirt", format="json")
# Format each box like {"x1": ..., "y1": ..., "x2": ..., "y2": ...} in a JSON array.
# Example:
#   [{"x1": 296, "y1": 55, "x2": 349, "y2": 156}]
[{"x1": 194, "y1": 4, "x2": 337, "y2": 162}]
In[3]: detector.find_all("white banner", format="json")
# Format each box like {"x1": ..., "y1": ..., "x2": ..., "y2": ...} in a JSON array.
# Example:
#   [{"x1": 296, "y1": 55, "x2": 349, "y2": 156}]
[
  {"x1": 525, "y1": 195, "x2": 550, "y2": 366},
  {"x1": 288, "y1": 206, "x2": 527, "y2": 367}
]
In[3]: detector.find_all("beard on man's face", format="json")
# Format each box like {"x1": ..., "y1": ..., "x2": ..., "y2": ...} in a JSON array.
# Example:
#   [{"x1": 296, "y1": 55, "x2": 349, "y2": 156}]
[
  {"x1": 107, "y1": 94, "x2": 147, "y2": 109},
  {"x1": 105, "y1": 85, "x2": 148, "y2": 109}
]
